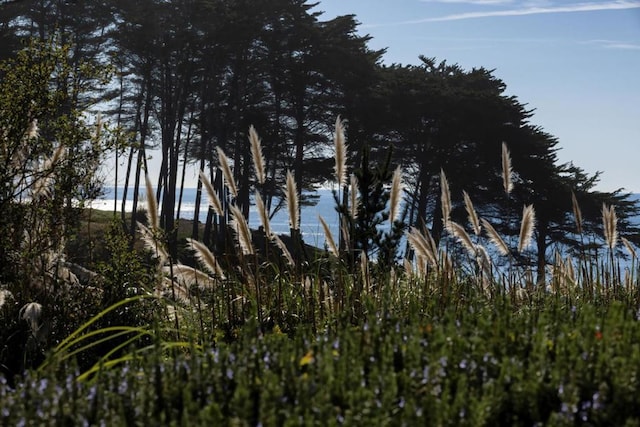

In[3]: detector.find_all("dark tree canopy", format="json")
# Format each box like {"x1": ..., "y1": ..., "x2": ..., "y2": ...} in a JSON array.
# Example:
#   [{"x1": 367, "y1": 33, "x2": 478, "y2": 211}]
[{"x1": 1, "y1": 0, "x2": 637, "y2": 270}]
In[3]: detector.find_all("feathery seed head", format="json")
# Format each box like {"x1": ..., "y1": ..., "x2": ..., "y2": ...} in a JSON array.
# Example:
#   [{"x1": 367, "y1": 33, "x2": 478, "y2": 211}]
[
  {"x1": 186, "y1": 238, "x2": 226, "y2": 279},
  {"x1": 390, "y1": 166, "x2": 403, "y2": 224},
  {"x1": 518, "y1": 204, "x2": 536, "y2": 253},
  {"x1": 285, "y1": 171, "x2": 299, "y2": 230},
  {"x1": 216, "y1": 146, "x2": 238, "y2": 198},
  {"x1": 249, "y1": 125, "x2": 266, "y2": 185},
  {"x1": 255, "y1": 191, "x2": 271, "y2": 237},
  {"x1": 481, "y1": 218, "x2": 509, "y2": 256},
  {"x1": 334, "y1": 116, "x2": 347, "y2": 187},
  {"x1": 229, "y1": 204, "x2": 254, "y2": 255},
  {"x1": 440, "y1": 169, "x2": 451, "y2": 227},
  {"x1": 462, "y1": 190, "x2": 481, "y2": 236},
  {"x1": 447, "y1": 221, "x2": 476, "y2": 257},
  {"x1": 144, "y1": 173, "x2": 159, "y2": 231},
  {"x1": 349, "y1": 174, "x2": 359, "y2": 220},
  {"x1": 602, "y1": 203, "x2": 618, "y2": 249},
  {"x1": 319, "y1": 215, "x2": 339, "y2": 257},
  {"x1": 199, "y1": 170, "x2": 224, "y2": 217},
  {"x1": 501, "y1": 142, "x2": 513, "y2": 194},
  {"x1": 571, "y1": 191, "x2": 583, "y2": 234}
]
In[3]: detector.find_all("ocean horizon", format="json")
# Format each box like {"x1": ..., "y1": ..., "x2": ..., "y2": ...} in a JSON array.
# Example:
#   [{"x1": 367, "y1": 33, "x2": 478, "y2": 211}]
[
  {"x1": 92, "y1": 187, "x2": 640, "y2": 257},
  {"x1": 92, "y1": 187, "x2": 343, "y2": 248}
]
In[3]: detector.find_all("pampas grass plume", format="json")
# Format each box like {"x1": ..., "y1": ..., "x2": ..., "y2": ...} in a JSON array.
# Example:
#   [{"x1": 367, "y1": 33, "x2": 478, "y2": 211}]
[
  {"x1": 138, "y1": 222, "x2": 169, "y2": 264},
  {"x1": 389, "y1": 166, "x2": 403, "y2": 224},
  {"x1": 349, "y1": 174, "x2": 359, "y2": 220},
  {"x1": 481, "y1": 218, "x2": 509, "y2": 256},
  {"x1": 621, "y1": 236, "x2": 637, "y2": 259},
  {"x1": 571, "y1": 191, "x2": 583, "y2": 234},
  {"x1": 463, "y1": 190, "x2": 481, "y2": 236},
  {"x1": 518, "y1": 204, "x2": 536, "y2": 253},
  {"x1": 602, "y1": 203, "x2": 618, "y2": 249},
  {"x1": 186, "y1": 238, "x2": 225, "y2": 279},
  {"x1": 249, "y1": 125, "x2": 266, "y2": 185},
  {"x1": 199, "y1": 170, "x2": 224, "y2": 217},
  {"x1": 285, "y1": 170, "x2": 299, "y2": 230},
  {"x1": 334, "y1": 116, "x2": 347, "y2": 187},
  {"x1": 319, "y1": 215, "x2": 339, "y2": 257},
  {"x1": 440, "y1": 170, "x2": 451, "y2": 227},
  {"x1": 216, "y1": 146, "x2": 238, "y2": 198},
  {"x1": 502, "y1": 142, "x2": 513, "y2": 194},
  {"x1": 272, "y1": 234, "x2": 295, "y2": 266},
  {"x1": 407, "y1": 227, "x2": 437, "y2": 268},
  {"x1": 448, "y1": 221, "x2": 476, "y2": 257},
  {"x1": 144, "y1": 174, "x2": 159, "y2": 231},
  {"x1": 255, "y1": 191, "x2": 271, "y2": 237},
  {"x1": 229, "y1": 204, "x2": 254, "y2": 255}
]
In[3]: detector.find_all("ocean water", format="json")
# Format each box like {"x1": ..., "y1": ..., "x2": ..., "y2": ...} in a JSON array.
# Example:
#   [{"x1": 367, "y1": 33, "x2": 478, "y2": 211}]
[
  {"x1": 92, "y1": 187, "x2": 640, "y2": 259},
  {"x1": 92, "y1": 187, "x2": 342, "y2": 248}
]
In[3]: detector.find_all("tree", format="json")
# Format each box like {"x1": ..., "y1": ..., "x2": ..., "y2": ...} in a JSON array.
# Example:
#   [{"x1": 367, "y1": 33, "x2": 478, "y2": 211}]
[
  {"x1": 0, "y1": 38, "x2": 111, "y2": 378},
  {"x1": 337, "y1": 145, "x2": 405, "y2": 269}
]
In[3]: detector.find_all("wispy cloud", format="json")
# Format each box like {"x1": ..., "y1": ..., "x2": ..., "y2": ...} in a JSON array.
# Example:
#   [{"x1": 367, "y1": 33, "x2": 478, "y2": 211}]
[
  {"x1": 420, "y1": 0, "x2": 513, "y2": 4},
  {"x1": 585, "y1": 39, "x2": 640, "y2": 50},
  {"x1": 364, "y1": 1, "x2": 640, "y2": 26}
]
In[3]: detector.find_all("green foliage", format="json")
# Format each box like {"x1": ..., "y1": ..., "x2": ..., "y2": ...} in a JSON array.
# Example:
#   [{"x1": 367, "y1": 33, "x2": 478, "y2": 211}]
[
  {"x1": 0, "y1": 36, "x2": 112, "y2": 383},
  {"x1": 5, "y1": 291, "x2": 640, "y2": 425}
]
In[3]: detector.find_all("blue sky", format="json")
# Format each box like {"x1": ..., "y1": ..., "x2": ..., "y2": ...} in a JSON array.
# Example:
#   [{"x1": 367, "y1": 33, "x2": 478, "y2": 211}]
[{"x1": 312, "y1": 0, "x2": 640, "y2": 193}]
